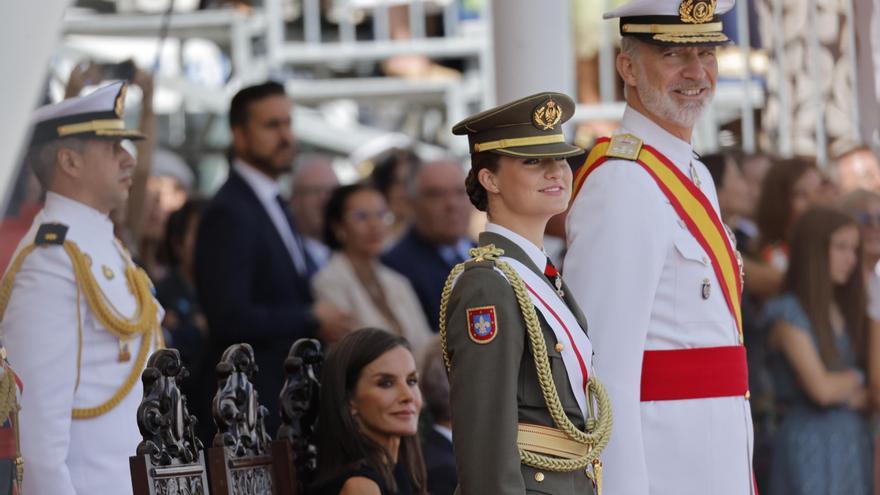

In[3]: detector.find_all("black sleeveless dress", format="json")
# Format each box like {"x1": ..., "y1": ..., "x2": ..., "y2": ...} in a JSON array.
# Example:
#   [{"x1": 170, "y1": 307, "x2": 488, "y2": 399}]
[{"x1": 311, "y1": 460, "x2": 415, "y2": 495}]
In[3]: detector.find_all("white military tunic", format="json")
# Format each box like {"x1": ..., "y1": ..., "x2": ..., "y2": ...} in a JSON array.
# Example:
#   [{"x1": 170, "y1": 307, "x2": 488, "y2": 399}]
[
  {"x1": 1, "y1": 192, "x2": 161, "y2": 495},
  {"x1": 564, "y1": 106, "x2": 754, "y2": 495}
]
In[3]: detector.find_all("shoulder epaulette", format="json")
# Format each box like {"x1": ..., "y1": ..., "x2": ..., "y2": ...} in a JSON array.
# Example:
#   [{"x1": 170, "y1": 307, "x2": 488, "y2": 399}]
[
  {"x1": 462, "y1": 257, "x2": 497, "y2": 272},
  {"x1": 605, "y1": 133, "x2": 643, "y2": 161},
  {"x1": 462, "y1": 244, "x2": 505, "y2": 268},
  {"x1": 34, "y1": 223, "x2": 68, "y2": 246}
]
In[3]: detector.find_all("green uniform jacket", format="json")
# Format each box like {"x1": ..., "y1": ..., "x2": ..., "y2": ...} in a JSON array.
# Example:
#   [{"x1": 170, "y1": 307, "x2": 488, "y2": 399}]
[{"x1": 445, "y1": 232, "x2": 595, "y2": 495}]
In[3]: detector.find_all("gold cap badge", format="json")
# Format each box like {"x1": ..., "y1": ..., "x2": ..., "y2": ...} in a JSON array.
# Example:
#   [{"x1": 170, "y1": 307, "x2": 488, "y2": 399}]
[
  {"x1": 114, "y1": 84, "x2": 127, "y2": 118},
  {"x1": 679, "y1": 0, "x2": 717, "y2": 24},
  {"x1": 532, "y1": 99, "x2": 562, "y2": 131}
]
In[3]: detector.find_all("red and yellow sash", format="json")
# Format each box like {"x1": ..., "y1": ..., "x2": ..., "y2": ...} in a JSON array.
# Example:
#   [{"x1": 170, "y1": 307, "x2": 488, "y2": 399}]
[{"x1": 572, "y1": 137, "x2": 744, "y2": 341}]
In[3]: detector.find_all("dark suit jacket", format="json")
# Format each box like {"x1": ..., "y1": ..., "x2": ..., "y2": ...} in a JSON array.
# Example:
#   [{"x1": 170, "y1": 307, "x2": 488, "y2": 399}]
[
  {"x1": 381, "y1": 228, "x2": 473, "y2": 330},
  {"x1": 421, "y1": 426, "x2": 457, "y2": 495},
  {"x1": 195, "y1": 169, "x2": 317, "y2": 435}
]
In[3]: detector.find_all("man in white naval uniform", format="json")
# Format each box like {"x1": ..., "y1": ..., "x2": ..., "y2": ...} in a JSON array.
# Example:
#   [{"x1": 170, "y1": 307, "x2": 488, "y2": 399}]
[
  {"x1": 0, "y1": 81, "x2": 163, "y2": 495},
  {"x1": 564, "y1": 1, "x2": 754, "y2": 494}
]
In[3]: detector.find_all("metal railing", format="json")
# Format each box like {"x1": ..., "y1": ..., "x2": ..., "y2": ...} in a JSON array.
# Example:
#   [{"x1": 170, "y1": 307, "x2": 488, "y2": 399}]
[{"x1": 263, "y1": 0, "x2": 494, "y2": 154}]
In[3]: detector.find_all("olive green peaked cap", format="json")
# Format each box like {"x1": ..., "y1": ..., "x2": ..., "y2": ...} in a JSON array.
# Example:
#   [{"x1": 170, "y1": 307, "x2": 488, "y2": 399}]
[{"x1": 452, "y1": 92, "x2": 583, "y2": 159}]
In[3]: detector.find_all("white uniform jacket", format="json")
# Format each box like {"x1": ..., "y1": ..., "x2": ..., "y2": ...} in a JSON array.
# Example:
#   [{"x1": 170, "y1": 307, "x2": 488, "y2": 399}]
[
  {"x1": 1, "y1": 192, "x2": 162, "y2": 495},
  {"x1": 564, "y1": 107, "x2": 754, "y2": 495}
]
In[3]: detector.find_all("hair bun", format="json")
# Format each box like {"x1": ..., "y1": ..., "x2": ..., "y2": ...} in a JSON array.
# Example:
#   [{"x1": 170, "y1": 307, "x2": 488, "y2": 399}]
[{"x1": 465, "y1": 168, "x2": 488, "y2": 212}]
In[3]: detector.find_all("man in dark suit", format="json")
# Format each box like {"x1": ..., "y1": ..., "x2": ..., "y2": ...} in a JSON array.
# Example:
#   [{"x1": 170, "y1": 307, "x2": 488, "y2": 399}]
[
  {"x1": 195, "y1": 82, "x2": 351, "y2": 435},
  {"x1": 381, "y1": 160, "x2": 474, "y2": 329},
  {"x1": 420, "y1": 339, "x2": 457, "y2": 495}
]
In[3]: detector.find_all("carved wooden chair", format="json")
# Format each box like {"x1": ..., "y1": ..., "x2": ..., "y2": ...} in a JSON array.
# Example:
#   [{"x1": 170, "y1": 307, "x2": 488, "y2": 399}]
[
  {"x1": 130, "y1": 348, "x2": 210, "y2": 495},
  {"x1": 273, "y1": 339, "x2": 323, "y2": 494},
  {"x1": 207, "y1": 343, "x2": 292, "y2": 495}
]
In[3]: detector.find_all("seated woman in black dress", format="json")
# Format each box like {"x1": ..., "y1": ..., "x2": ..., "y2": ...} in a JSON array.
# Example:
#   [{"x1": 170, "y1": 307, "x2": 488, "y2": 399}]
[{"x1": 312, "y1": 328, "x2": 427, "y2": 495}]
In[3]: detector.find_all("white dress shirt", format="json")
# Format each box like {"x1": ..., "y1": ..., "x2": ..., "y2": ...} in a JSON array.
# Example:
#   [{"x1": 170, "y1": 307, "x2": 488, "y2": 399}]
[{"x1": 565, "y1": 106, "x2": 754, "y2": 495}]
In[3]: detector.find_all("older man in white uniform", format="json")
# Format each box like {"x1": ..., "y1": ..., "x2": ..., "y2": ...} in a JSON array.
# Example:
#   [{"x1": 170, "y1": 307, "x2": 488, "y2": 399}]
[
  {"x1": 564, "y1": 1, "x2": 755, "y2": 494},
  {"x1": 0, "y1": 81, "x2": 163, "y2": 495}
]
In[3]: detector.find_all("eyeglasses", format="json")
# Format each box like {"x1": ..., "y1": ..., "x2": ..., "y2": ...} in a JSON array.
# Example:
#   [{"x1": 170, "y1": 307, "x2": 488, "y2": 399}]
[{"x1": 345, "y1": 208, "x2": 394, "y2": 225}]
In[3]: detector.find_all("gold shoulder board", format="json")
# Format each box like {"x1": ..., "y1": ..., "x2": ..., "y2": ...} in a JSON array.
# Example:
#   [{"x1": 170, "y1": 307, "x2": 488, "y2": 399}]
[{"x1": 605, "y1": 133, "x2": 643, "y2": 161}]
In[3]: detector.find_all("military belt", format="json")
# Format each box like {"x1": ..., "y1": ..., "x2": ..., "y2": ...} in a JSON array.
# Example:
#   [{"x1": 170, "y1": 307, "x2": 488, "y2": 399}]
[
  {"x1": 517, "y1": 423, "x2": 590, "y2": 460},
  {"x1": 640, "y1": 345, "x2": 749, "y2": 401}
]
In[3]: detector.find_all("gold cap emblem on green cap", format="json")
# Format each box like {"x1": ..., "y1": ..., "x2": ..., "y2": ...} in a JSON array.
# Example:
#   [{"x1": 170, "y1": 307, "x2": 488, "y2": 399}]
[{"x1": 532, "y1": 99, "x2": 562, "y2": 131}]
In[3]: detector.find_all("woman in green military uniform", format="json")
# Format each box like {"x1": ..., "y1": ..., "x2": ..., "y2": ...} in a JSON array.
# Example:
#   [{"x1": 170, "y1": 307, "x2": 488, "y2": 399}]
[{"x1": 440, "y1": 92, "x2": 612, "y2": 494}]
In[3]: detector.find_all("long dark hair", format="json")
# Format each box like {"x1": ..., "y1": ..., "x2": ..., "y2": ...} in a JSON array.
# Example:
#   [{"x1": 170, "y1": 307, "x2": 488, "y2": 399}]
[
  {"x1": 701, "y1": 152, "x2": 732, "y2": 190},
  {"x1": 756, "y1": 157, "x2": 818, "y2": 250},
  {"x1": 315, "y1": 328, "x2": 427, "y2": 493},
  {"x1": 369, "y1": 148, "x2": 420, "y2": 200},
  {"x1": 161, "y1": 197, "x2": 206, "y2": 267},
  {"x1": 785, "y1": 207, "x2": 867, "y2": 369}
]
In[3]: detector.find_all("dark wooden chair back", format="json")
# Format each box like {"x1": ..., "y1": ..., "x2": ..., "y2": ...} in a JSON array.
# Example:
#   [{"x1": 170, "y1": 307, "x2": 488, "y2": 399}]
[
  {"x1": 207, "y1": 343, "x2": 296, "y2": 495},
  {"x1": 273, "y1": 338, "x2": 323, "y2": 493},
  {"x1": 130, "y1": 348, "x2": 210, "y2": 495}
]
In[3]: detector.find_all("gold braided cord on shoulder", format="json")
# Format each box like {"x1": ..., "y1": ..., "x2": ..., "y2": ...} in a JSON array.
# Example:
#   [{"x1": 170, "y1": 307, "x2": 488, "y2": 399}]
[
  {"x1": 0, "y1": 245, "x2": 38, "y2": 322},
  {"x1": 64, "y1": 241, "x2": 157, "y2": 339},
  {"x1": 439, "y1": 245, "x2": 613, "y2": 472},
  {"x1": 0, "y1": 241, "x2": 160, "y2": 420}
]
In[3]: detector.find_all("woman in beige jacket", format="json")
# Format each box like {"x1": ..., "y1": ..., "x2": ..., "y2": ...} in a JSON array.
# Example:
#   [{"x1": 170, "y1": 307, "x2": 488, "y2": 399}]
[{"x1": 312, "y1": 183, "x2": 432, "y2": 356}]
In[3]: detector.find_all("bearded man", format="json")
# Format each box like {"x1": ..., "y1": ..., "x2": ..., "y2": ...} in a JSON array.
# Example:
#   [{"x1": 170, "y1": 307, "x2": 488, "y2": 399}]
[
  {"x1": 194, "y1": 82, "x2": 352, "y2": 436},
  {"x1": 564, "y1": 1, "x2": 755, "y2": 494}
]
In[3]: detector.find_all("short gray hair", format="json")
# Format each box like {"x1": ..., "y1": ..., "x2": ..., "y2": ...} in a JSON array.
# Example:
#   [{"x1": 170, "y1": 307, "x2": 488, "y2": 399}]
[
  {"x1": 25, "y1": 138, "x2": 85, "y2": 189},
  {"x1": 618, "y1": 37, "x2": 643, "y2": 99},
  {"x1": 620, "y1": 36, "x2": 641, "y2": 60}
]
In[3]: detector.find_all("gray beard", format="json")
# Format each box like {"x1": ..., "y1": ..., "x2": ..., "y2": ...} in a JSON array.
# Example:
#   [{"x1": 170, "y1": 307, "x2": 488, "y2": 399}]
[{"x1": 636, "y1": 71, "x2": 712, "y2": 130}]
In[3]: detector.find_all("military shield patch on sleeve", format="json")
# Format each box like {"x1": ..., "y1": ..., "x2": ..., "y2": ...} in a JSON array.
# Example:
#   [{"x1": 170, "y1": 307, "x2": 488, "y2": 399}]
[{"x1": 466, "y1": 306, "x2": 498, "y2": 344}]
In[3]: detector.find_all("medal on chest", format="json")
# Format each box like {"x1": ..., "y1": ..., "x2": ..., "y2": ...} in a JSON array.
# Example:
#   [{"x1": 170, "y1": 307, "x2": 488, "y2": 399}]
[{"x1": 543, "y1": 258, "x2": 565, "y2": 298}]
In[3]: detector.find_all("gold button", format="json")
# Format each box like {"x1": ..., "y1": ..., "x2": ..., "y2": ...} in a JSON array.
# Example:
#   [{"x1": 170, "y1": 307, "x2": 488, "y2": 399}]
[
  {"x1": 534, "y1": 472, "x2": 545, "y2": 482},
  {"x1": 745, "y1": 390, "x2": 751, "y2": 400},
  {"x1": 555, "y1": 343, "x2": 564, "y2": 353}
]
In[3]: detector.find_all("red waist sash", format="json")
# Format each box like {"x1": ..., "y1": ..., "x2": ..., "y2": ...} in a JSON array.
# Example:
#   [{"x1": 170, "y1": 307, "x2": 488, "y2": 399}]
[{"x1": 640, "y1": 346, "x2": 749, "y2": 401}]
